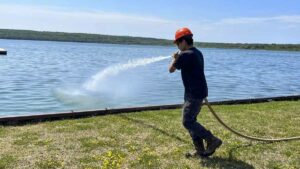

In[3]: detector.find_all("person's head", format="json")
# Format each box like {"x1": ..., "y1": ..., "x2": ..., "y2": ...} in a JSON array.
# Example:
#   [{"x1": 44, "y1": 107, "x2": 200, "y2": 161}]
[{"x1": 174, "y1": 27, "x2": 194, "y2": 51}]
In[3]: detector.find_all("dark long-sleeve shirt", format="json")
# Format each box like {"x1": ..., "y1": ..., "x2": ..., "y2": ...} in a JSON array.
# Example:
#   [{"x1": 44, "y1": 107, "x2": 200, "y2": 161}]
[{"x1": 174, "y1": 47, "x2": 208, "y2": 100}]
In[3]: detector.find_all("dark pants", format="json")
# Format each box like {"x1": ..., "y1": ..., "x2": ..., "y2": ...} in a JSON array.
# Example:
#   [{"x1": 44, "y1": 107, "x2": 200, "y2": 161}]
[{"x1": 182, "y1": 97, "x2": 212, "y2": 142}]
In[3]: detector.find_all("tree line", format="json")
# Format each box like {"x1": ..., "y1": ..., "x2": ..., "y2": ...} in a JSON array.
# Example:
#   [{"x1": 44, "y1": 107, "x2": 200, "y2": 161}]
[{"x1": 0, "y1": 29, "x2": 299, "y2": 51}]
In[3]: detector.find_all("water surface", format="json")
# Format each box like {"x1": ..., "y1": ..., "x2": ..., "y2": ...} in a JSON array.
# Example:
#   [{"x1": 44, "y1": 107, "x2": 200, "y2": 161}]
[{"x1": 0, "y1": 39, "x2": 299, "y2": 116}]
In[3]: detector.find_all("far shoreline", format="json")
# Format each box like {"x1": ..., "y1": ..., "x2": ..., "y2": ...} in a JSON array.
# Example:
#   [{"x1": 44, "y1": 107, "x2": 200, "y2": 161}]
[
  {"x1": 3, "y1": 38, "x2": 300, "y2": 54},
  {"x1": 1, "y1": 29, "x2": 300, "y2": 52}
]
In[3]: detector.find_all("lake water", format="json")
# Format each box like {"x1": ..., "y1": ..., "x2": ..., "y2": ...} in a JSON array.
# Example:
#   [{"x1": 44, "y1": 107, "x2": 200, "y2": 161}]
[{"x1": 0, "y1": 39, "x2": 299, "y2": 116}]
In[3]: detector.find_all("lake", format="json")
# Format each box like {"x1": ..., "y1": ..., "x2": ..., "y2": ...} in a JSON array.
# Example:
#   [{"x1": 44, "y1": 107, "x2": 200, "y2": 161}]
[{"x1": 0, "y1": 39, "x2": 299, "y2": 116}]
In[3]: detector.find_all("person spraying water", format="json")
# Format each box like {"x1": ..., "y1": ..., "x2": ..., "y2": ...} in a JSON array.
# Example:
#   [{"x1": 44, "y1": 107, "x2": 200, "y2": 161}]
[{"x1": 169, "y1": 27, "x2": 222, "y2": 158}]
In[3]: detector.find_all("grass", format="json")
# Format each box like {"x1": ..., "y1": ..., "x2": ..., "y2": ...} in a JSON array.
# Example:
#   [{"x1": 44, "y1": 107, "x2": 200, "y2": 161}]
[{"x1": 0, "y1": 100, "x2": 299, "y2": 168}]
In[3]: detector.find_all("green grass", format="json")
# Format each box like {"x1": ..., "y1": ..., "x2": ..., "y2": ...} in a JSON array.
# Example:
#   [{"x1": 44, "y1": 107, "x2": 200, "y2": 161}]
[{"x1": 0, "y1": 101, "x2": 299, "y2": 168}]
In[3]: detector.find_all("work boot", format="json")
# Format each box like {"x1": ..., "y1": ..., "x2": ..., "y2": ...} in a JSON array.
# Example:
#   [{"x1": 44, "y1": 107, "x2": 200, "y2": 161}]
[
  {"x1": 185, "y1": 139, "x2": 205, "y2": 158},
  {"x1": 202, "y1": 135, "x2": 222, "y2": 157}
]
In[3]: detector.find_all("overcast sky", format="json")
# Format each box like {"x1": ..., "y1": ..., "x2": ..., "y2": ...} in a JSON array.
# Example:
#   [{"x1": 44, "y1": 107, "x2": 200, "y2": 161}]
[{"x1": 0, "y1": 0, "x2": 300, "y2": 43}]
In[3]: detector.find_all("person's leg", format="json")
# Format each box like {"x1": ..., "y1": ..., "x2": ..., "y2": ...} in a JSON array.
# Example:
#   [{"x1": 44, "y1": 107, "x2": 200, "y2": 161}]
[
  {"x1": 182, "y1": 98, "x2": 212, "y2": 140},
  {"x1": 182, "y1": 98, "x2": 209, "y2": 157},
  {"x1": 185, "y1": 122, "x2": 205, "y2": 157},
  {"x1": 182, "y1": 98, "x2": 222, "y2": 157}
]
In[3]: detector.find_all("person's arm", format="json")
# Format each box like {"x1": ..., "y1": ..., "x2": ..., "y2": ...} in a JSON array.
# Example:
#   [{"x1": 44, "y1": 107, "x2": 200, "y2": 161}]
[
  {"x1": 169, "y1": 53, "x2": 179, "y2": 73},
  {"x1": 169, "y1": 59, "x2": 177, "y2": 73}
]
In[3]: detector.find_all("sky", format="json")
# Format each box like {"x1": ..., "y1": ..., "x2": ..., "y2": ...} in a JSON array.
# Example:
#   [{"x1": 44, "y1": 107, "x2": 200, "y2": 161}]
[{"x1": 0, "y1": 0, "x2": 300, "y2": 43}]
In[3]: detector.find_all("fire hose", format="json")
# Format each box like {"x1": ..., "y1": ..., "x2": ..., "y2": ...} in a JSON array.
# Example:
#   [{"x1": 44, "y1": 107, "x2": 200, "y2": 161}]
[{"x1": 204, "y1": 98, "x2": 300, "y2": 142}]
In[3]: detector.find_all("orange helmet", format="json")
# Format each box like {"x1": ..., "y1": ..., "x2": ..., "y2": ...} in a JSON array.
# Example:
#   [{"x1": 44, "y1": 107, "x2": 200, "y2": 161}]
[{"x1": 174, "y1": 27, "x2": 193, "y2": 43}]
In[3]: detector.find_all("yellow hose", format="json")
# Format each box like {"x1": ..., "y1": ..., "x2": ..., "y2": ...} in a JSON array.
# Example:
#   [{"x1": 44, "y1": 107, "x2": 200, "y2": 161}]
[{"x1": 204, "y1": 98, "x2": 300, "y2": 142}]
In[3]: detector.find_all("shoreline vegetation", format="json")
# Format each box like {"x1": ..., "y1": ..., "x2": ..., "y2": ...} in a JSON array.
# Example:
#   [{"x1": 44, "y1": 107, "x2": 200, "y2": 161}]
[{"x1": 1, "y1": 29, "x2": 300, "y2": 51}]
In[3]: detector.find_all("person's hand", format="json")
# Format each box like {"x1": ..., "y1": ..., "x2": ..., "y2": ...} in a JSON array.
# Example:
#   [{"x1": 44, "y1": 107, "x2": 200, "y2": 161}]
[{"x1": 172, "y1": 52, "x2": 179, "y2": 60}]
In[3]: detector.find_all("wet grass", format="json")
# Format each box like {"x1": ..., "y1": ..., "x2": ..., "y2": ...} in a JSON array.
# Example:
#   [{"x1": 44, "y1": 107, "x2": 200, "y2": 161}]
[{"x1": 0, "y1": 100, "x2": 299, "y2": 168}]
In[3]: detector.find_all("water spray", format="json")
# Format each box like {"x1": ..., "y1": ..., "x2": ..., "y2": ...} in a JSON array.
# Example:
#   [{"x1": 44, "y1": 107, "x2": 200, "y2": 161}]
[
  {"x1": 83, "y1": 56, "x2": 170, "y2": 91},
  {"x1": 55, "y1": 55, "x2": 171, "y2": 107}
]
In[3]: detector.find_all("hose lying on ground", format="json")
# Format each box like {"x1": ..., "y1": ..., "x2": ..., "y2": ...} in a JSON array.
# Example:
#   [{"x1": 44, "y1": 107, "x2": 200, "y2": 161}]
[{"x1": 204, "y1": 98, "x2": 300, "y2": 142}]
